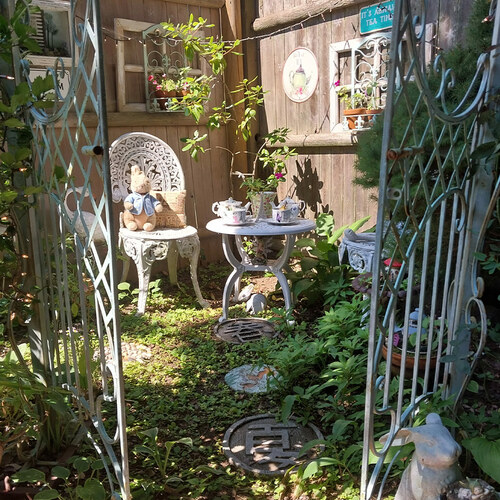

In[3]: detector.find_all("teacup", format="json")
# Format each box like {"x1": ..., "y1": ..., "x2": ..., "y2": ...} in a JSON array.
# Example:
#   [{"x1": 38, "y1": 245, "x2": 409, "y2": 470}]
[
  {"x1": 271, "y1": 207, "x2": 293, "y2": 223},
  {"x1": 289, "y1": 200, "x2": 305, "y2": 219},
  {"x1": 223, "y1": 207, "x2": 251, "y2": 224}
]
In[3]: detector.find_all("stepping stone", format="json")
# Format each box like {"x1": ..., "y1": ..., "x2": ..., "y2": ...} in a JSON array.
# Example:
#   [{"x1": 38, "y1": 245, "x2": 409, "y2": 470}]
[
  {"x1": 223, "y1": 413, "x2": 324, "y2": 476},
  {"x1": 225, "y1": 364, "x2": 280, "y2": 393},
  {"x1": 214, "y1": 318, "x2": 277, "y2": 344}
]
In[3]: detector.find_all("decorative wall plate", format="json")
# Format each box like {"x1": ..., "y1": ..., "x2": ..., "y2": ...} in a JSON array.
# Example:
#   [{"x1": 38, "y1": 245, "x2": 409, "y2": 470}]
[{"x1": 282, "y1": 47, "x2": 318, "y2": 103}]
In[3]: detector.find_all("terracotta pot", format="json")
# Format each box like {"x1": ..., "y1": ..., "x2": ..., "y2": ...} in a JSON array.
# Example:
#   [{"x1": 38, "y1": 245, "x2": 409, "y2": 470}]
[
  {"x1": 343, "y1": 108, "x2": 367, "y2": 129},
  {"x1": 382, "y1": 342, "x2": 437, "y2": 377},
  {"x1": 365, "y1": 108, "x2": 383, "y2": 126},
  {"x1": 154, "y1": 89, "x2": 176, "y2": 110}
]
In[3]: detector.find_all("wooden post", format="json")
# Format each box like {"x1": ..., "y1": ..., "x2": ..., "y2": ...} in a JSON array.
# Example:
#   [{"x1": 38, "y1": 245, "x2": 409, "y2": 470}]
[{"x1": 221, "y1": 0, "x2": 249, "y2": 200}]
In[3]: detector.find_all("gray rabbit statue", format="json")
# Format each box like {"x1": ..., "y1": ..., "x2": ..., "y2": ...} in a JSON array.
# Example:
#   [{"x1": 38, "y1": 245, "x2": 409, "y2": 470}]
[{"x1": 380, "y1": 413, "x2": 462, "y2": 500}]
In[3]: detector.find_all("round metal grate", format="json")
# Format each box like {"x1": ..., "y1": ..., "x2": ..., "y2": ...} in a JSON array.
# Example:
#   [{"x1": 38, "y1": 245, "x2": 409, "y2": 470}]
[
  {"x1": 214, "y1": 318, "x2": 276, "y2": 344},
  {"x1": 223, "y1": 414, "x2": 324, "y2": 476}
]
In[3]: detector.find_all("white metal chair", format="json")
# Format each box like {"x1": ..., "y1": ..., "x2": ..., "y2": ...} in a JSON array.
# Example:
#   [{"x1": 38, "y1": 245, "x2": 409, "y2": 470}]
[{"x1": 109, "y1": 132, "x2": 209, "y2": 314}]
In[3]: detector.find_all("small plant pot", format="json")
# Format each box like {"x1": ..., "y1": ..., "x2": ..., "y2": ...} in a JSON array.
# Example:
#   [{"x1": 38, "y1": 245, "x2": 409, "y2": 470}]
[
  {"x1": 382, "y1": 342, "x2": 437, "y2": 377},
  {"x1": 365, "y1": 108, "x2": 383, "y2": 126},
  {"x1": 343, "y1": 108, "x2": 367, "y2": 129},
  {"x1": 154, "y1": 89, "x2": 176, "y2": 110}
]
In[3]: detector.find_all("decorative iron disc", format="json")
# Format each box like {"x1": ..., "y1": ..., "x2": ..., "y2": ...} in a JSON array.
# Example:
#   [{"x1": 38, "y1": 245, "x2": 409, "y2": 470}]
[
  {"x1": 214, "y1": 318, "x2": 276, "y2": 344},
  {"x1": 223, "y1": 414, "x2": 324, "y2": 476}
]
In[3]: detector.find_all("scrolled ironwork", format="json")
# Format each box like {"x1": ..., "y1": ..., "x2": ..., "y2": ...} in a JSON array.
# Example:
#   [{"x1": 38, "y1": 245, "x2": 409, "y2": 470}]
[
  {"x1": 21, "y1": 0, "x2": 131, "y2": 497},
  {"x1": 361, "y1": 0, "x2": 499, "y2": 498}
]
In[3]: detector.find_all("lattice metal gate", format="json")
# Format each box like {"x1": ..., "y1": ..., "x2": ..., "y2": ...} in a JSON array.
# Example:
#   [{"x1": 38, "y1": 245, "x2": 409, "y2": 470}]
[
  {"x1": 16, "y1": 0, "x2": 130, "y2": 497},
  {"x1": 361, "y1": 0, "x2": 499, "y2": 498}
]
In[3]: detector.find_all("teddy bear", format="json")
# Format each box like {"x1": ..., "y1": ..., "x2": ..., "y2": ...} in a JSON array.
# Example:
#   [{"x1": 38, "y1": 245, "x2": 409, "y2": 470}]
[{"x1": 123, "y1": 165, "x2": 163, "y2": 231}]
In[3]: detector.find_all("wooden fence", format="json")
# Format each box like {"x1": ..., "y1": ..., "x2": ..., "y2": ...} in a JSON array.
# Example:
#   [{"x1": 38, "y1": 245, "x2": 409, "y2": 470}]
[{"x1": 68, "y1": 0, "x2": 476, "y2": 264}]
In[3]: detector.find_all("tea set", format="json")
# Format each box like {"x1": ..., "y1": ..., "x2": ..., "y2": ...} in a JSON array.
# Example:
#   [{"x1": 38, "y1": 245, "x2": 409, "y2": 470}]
[{"x1": 212, "y1": 196, "x2": 305, "y2": 225}]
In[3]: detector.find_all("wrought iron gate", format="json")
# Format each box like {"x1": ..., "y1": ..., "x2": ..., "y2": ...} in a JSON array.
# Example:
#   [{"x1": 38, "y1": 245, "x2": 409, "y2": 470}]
[
  {"x1": 361, "y1": 0, "x2": 499, "y2": 498},
  {"x1": 17, "y1": 0, "x2": 130, "y2": 497}
]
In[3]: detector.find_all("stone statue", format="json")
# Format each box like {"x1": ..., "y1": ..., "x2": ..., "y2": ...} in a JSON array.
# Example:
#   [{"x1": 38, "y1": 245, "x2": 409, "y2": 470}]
[{"x1": 380, "y1": 413, "x2": 462, "y2": 500}]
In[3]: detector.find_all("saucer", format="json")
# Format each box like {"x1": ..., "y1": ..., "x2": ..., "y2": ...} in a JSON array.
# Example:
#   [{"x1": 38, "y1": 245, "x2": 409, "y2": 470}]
[
  {"x1": 266, "y1": 219, "x2": 298, "y2": 225},
  {"x1": 223, "y1": 219, "x2": 255, "y2": 226}
]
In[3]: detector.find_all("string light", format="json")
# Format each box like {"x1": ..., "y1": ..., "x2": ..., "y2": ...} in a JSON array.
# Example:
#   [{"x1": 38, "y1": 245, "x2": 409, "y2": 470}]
[{"x1": 98, "y1": 7, "x2": 334, "y2": 46}]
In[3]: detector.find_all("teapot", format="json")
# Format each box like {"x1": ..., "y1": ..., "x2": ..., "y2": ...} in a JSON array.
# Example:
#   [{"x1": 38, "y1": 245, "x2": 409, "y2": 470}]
[
  {"x1": 212, "y1": 198, "x2": 251, "y2": 219},
  {"x1": 271, "y1": 197, "x2": 305, "y2": 220}
]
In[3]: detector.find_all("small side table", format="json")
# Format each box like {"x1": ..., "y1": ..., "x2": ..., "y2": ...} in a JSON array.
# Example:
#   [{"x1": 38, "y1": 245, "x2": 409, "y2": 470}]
[{"x1": 206, "y1": 218, "x2": 316, "y2": 322}]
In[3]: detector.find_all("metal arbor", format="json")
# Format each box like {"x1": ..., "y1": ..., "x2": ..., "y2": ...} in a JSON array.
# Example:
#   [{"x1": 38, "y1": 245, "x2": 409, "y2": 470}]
[
  {"x1": 361, "y1": 0, "x2": 499, "y2": 498},
  {"x1": 19, "y1": 0, "x2": 130, "y2": 497}
]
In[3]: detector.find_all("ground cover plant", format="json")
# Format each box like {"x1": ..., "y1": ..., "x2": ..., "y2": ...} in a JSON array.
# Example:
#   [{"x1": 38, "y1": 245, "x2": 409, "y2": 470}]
[
  {"x1": 113, "y1": 208, "x2": 499, "y2": 499},
  {"x1": 2, "y1": 233, "x2": 499, "y2": 499}
]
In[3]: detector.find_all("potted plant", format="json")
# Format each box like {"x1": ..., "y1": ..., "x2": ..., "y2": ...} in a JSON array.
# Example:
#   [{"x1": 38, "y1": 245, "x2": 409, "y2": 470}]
[
  {"x1": 148, "y1": 73, "x2": 178, "y2": 109},
  {"x1": 237, "y1": 128, "x2": 297, "y2": 219},
  {"x1": 382, "y1": 309, "x2": 440, "y2": 376},
  {"x1": 335, "y1": 79, "x2": 381, "y2": 129}
]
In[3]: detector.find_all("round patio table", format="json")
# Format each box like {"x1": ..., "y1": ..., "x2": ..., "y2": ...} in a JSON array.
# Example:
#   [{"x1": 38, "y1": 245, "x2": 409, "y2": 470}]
[{"x1": 206, "y1": 217, "x2": 316, "y2": 322}]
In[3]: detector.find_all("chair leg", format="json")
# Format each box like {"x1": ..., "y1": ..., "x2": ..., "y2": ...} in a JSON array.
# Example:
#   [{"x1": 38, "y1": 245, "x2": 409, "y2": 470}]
[
  {"x1": 135, "y1": 252, "x2": 152, "y2": 316},
  {"x1": 118, "y1": 234, "x2": 131, "y2": 283},
  {"x1": 167, "y1": 245, "x2": 179, "y2": 285},
  {"x1": 176, "y1": 235, "x2": 209, "y2": 308},
  {"x1": 122, "y1": 237, "x2": 152, "y2": 316}
]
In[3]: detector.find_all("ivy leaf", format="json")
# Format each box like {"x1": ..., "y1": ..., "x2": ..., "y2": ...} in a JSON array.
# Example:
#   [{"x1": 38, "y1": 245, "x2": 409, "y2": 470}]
[
  {"x1": 12, "y1": 468, "x2": 46, "y2": 483},
  {"x1": 301, "y1": 457, "x2": 338, "y2": 479},
  {"x1": 75, "y1": 478, "x2": 106, "y2": 500},
  {"x1": 34, "y1": 490, "x2": 60, "y2": 500},
  {"x1": 292, "y1": 278, "x2": 313, "y2": 297},
  {"x1": 331, "y1": 419, "x2": 353, "y2": 441},
  {"x1": 51, "y1": 465, "x2": 70, "y2": 480}
]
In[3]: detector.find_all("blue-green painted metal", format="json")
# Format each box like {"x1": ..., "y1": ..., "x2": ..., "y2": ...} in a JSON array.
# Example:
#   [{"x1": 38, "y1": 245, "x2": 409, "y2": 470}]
[
  {"x1": 18, "y1": 0, "x2": 130, "y2": 497},
  {"x1": 361, "y1": 0, "x2": 499, "y2": 498}
]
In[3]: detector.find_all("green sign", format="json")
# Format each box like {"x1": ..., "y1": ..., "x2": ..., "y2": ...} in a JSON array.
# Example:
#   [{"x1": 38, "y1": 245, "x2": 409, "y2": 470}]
[{"x1": 360, "y1": 1, "x2": 394, "y2": 35}]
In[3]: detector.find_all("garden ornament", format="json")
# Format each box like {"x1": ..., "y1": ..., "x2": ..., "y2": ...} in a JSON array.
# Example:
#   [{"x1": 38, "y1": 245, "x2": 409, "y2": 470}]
[
  {"x1": 246, "y1": 293, "x2": 267, "y2": 315},
  {"x1": 123, "y1": 165, "x2": 163, "y2": 231},
  {"x1": 338, "y1": 229, "x2": 377, "y2": 273},
  {"x1": 446, "y1": 478, "x2": 498, "y2": 500},
  {"x1": 235, "y1": 284, "x2": 254, "y2": 303},
  {"x1": 212, "y1": 197, "x2": 251, "y2": 219},
  {"x1": 271, "y1": 197, "x2": 305, "y2": 220},
  {"x1": 380, "y1": 413, "x2": 462, "y2": 500}
]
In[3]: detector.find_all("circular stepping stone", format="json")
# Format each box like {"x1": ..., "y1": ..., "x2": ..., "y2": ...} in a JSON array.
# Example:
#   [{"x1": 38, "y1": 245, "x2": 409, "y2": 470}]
[
  {"x1": 225, "y1": 364, "x2": 280, "y2": 393},
  {"x1": 223, "y1": 413, "x2": 324, "y2": 476},
  {"x1": 215, "y1": 318, "x2": 276, "y2": 344}
]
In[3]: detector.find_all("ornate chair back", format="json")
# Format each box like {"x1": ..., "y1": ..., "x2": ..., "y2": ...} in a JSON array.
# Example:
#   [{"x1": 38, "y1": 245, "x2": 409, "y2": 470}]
[{"x1": 109, "y1": 132, "x2": 185, "y2": 205}]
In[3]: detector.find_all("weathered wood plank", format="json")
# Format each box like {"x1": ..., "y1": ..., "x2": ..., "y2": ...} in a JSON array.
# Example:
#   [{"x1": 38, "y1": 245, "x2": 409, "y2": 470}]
[
  {"x1": 253, "y1": 0, "x2": 371, "y2": 33},
  {"x1": 273, "y1": 132, "x2": 359, "y2": 147},
  {"x1": 55, "y1": 113, "x2": 210, "y2": 128},
  {"x1": 158, "y1": 0, "x2": 224, "y2": 8}
]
